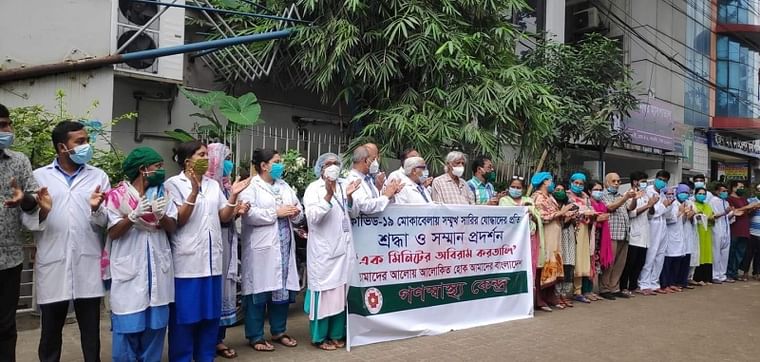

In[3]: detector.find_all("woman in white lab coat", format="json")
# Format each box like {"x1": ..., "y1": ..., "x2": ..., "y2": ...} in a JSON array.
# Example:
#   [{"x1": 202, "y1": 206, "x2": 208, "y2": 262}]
[
  {"x1": 239, "y1": 148, "x2": 303, "y2": 352},
  {"x1": 164, "y1": 140, "x2": 249, "y2": 362},
  {"x1": 303, "y1": 153, "x2": 361, "y2": 350},
  {"x1": 104, "y1": 146, "x2": 177, "y2": 362},
  {"x1": 393, "y1": 156, "x2": 433, "y2": 204}
]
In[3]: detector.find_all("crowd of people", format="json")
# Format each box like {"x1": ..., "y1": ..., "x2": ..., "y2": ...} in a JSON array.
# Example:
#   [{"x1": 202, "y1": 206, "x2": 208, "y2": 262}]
[{"x1": 1, "y1": 102, "x2": 759, "y2": 362}]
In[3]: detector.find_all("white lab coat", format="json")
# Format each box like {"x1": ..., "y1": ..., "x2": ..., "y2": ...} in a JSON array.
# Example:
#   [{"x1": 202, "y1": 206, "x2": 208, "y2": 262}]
[
  {"x1": 22, "y1": 162, "x2": 109, "y2": 305},
  {"x1": 164, "y1": 173, "x2": 226, "y2": 278},
  {"x1": 347, "y1": 169, "x2": 390, "y2": 215},
  {"x1": 393, "y1": 173, "x2": 433, "y2": 204},
  {"x1": 664, "y1": 200, "x2": 687, "y2": 257},
  {"x1": 646, "y1": 185, "x2": 670, "y2": 248},
  {"x1": 239, "y1": 176, "x2": 303, "y2": 296},
  {"x1": 303, "y1": 178, "x2": 360, "y2": 292},
  {"x1": 681, "y1": 200, "x2": 700, "y2": 265},
  {"x1": 627, "y1": 194, "x2": 651, "y2": 248},
  {"x1": 106, "y1": 200, "x2": 178, "y2": 315},
  {"x1": 385, "y1": 167, "x2": 405, "y2": 185}
]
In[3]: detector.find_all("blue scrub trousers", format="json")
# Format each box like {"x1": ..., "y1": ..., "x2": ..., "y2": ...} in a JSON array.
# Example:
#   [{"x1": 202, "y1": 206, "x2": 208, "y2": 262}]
[{"x1": 112, "y1": 327, "x2": 166, "y2": 362}]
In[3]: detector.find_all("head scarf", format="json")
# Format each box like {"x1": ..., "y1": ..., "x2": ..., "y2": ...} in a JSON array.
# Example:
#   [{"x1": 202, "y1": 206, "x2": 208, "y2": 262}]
[
  {"x1": 122, "y1": 146, "x2": 163, "y2": 181},
  {"x1": 206, "y1": 143, "x2": 232, "y2": 193},
  {"x1": 676, "y1": 184, "x2": 691, "y2": 194},
  {"x1": 530, "y1": 171, "x2": 552, "y2": 189},
  {"x1": 314, "y1": 152, "x2": 341, "y2": 177},
  {"x1": 570, "y1": 172, "x2": 587, "y2": 183}
]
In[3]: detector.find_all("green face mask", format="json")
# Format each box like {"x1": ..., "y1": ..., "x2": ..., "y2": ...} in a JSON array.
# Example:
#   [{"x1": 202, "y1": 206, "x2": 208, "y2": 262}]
[
  {"x1": 553, "y1": 190, "x2": 568, "y2": 201},
  {"x1": 485, "y1": 171, "x2": 496, "y2": 183},
  {"x1": 146, "y1": 169, "x2": 166, "y2": 187},
  {"x1": 192, "y1": 159, "x2": 209, "y2": 176},
  {"x1": 737, "y1": 188, "x2": 747, "y2": 197}
]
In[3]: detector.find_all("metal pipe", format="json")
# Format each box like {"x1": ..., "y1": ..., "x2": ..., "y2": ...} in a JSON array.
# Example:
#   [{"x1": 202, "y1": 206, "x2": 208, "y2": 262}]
[
  {"x1": 0, "y1": 29, "x2": 293, "y2": 83},
  {"x1": 127, "y1": 0, "x2": 310, "y2": 23},
  {"x1": 117, "y1": 0, "x2": 180, "y2": 54}
]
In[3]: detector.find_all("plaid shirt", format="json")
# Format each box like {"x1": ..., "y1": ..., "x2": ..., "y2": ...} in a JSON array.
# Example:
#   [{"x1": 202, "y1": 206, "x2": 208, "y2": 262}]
[
  {"x1": 0, "y1": 149, "x2": 39, "y2": 270},
  {"x1": 431, "y1": 173, "x2": 474, "y2": 205},
  {"x1": 467, "y1": 177, "x2": 495, "y2": 205},
  {"x1": 602, "y1": 191, "x2": 630, "y2": 241}
]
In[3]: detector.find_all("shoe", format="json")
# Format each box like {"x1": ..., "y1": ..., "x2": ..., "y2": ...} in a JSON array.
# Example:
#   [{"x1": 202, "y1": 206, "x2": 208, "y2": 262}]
[
  {"x1": 711, "y1": 279, "x2": 723, "y2": 284},
  {"x1": 613, "y1": 291, "x2": 631, "y2": 299},
  {"x1": 724, "y1": 279, "x2": 736, "y2": 284},
  {"x1": 600, "y1": 292, "x2": 617, "y2": 300}
]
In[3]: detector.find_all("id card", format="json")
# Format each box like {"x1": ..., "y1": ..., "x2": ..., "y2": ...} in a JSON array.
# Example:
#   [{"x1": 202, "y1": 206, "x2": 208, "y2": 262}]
[{"x1": 342, "y1": 217, "x2": 351, "y2": 232}]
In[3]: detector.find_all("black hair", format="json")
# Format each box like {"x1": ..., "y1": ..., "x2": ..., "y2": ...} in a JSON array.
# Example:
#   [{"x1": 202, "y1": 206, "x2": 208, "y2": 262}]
[
  {"x1": 173, "y1": 140, "x2": 205, "y2": 167},
  {"x1": 655, "y1": 170, "x2": 671, "y2": 180},
  {"x1": 470, "y1": 155, "x2": 491, "y2": 174},
  {"x1": 729, "y1": 180, "x2": 745, "y2": 189},
  {"x1": 590, "y1": 180, "x2": 604, "y2": 190},
  {"x1": 51, "y1": 121, "x2": 85, "y2": 149},
  {"x1": 398, "y1": 148, "x2": 417, "y2": 165},
  {"x1": 693, "y1": 174, "x2": 706, "y2": 181},
  {"x1": 252, "y1": 148, "x2": 279, "y2": 173},
  {"x1": 630, "y1": 171, "x2": 648, "y2": 184},
  {"x1": 0, "y1": 104, "x2": 9, "y2": 118},
  {"x1": 508, "y1": 177, "x2": 525, "y2": 188},
  {"x1": 695, "y1": 187, "x2": 707, "y2": 194},
  {"x1": 715, "y1": 182, "x2": 728, "y2": 191}
]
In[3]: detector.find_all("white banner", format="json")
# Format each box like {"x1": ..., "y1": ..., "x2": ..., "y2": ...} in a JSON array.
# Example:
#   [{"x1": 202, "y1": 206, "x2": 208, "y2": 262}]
[{"x1": 347, "y1": 205, "x2": 533, "y2": 349}]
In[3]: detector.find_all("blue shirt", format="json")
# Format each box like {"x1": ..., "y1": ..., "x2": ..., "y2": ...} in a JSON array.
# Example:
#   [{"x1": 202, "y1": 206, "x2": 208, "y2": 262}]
[
  {"x1": 749, "y1": 197, "x2": 760, "y2": 237},
  {"x1": 53, "y1": 158, "x2": 84, "y2": 186}
]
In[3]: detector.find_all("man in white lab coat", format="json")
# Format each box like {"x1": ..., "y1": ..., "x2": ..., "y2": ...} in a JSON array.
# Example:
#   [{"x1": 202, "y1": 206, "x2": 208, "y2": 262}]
[
  {"x1": 394, "y1": 157, "x2": 433, "y2": 204},
  {"x1": 23, "y1": 121, "x2": 109, "y2": 362},
  {"x1": 710, "y1": 183, "x2": 734, "y2": 283},
  {"x1": 347, "y1": 146, "x2": 402, "y2": 215},
  {"x1": 638, "y1": 170, "x2": 674, "y2": 294}
]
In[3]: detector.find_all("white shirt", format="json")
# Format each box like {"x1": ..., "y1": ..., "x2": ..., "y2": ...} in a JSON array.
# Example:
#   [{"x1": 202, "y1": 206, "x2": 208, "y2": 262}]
[
  {"x1": 664, "y1": 200, "x2": 687, "y2": 257},
  {"x1": 22, "y1": 162, "x2": 110, "y2": 305},
  {"x1": 303, "y1": 178, "x2": 360, "y2": 292},
  {"x1": 347, "y1": 169, "x2": 390, "y2": 215},
  {"x1": 393, "y1": 173, "x2": 433, "y2": 204},
  {"x1": 710, "y1": 196, "x2": 733, "y2": 238},
  {"x1": 106, "y1": 190, "x2": 178, "y2": 315},
  {"x1": 628, "y1": 194, "x2": 651, "y2": 248},
  {"x1": 164, "y1": 173, "x2": 227, "y2": 278},
  {"x1": 239, "y1": 176, "x2": 303, "y2": 296}
]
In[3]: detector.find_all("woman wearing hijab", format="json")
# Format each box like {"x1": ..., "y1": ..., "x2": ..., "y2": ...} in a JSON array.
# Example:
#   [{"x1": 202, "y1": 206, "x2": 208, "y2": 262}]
[
  {"x1": 105, "y1": 147, "x2": 177, "y2": 362},
  {"x1": 528, "y1": 172, "x2": 571, "y2": 311},
  {"x1": 239, "y1": 148, "x2": 303, "y2": 352},
  {"x1": 164, "y1": 141, "x2": 250, "y2": 361},
  {"x1": 553, "y1": 184, "x2": 577, "y2": 306},
  {"x1": 303, "y1": 153, "x2": 361, "y2": 350},
  {"x1": 590, "y1": 180, "x2": 614, "y2": 299},
  {"x1": 205, "y1": 143, "x2": 247, "y2": 359},
  {"x1": 692, "y1": 187, "x2": 715, "y2": 285},
  {"x1": 567, "y1": 173, "x2": 598, "y2": 303}
]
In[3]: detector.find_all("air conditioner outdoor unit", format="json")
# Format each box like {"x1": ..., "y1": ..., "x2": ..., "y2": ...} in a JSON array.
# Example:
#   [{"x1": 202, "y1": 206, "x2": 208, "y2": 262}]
[
  {"x1": 574, "y1": 7, "x2": 600, "y2": 33},
  {"x1": 113, "y1": 0, "x2": 185, "y2": 81}
]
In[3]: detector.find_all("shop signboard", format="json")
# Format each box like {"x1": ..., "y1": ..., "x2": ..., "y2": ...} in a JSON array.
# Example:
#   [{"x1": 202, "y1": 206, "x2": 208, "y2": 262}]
[
  {"x1": 708, "y1": 132, "x2": 760, "y2": 159},
  {"x1": 625, "y1": 98, "x2": 675, "y2": 151}
]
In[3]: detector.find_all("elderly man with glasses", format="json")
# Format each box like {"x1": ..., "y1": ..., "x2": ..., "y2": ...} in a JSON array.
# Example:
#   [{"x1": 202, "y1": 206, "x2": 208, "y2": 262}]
[
  {"x1": 599, "y1": 172, "x2": 637, "y2": 299},
  {"x1": 431, "y1": 151, "x2": 474, "y2": 205}
]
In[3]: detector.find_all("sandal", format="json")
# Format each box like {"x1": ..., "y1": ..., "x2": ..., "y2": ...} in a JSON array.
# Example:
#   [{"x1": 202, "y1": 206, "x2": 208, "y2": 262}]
[
  {"x1": 330, "y1": 340, "x2": 346, "y2": 349},
  {"x1": 249, "y1": 340, "x2": 274, "y2": 352},
  {"x1": 313, "y1": 342, "x2": 337, "y2": 351},
  {"x1": 553, "y1": 303, "x2": 566, "y2": 310},
  {"x1": 574, "y1": 295, "x2": 591, "y2": 304},
  {"x1": 272, "y1": 334, "x2": 298, "y2": 348},
  {"x1": 537, "y1": 305, "x2": 553, "y2": 312},
  {"x1": 216, "y1": 347, "x2": 238, "y2": 359}
]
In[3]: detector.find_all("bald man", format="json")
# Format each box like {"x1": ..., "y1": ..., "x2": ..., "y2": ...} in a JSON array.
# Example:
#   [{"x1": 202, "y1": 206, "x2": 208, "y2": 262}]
[
  {"x1": 363, "y1": 142, "x2": 385, "y2": 190},
  {"x1": 599, "y1": 172, "x2": 637, "y2": 299}
]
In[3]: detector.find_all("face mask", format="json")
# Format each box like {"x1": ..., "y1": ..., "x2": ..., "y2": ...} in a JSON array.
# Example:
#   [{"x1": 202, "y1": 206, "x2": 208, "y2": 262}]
[
  {"x1": 419, "y1": 169, "x2": 429, "y2": 184},
  {"x1": 452, "y1": 166, "x2": 465, "y2": 177},
  {"x1": 677, "y1": 192, "x2": 689, "y2": 202},
  {"x1": 655, "y1": 179, "x2": 668, "y2": 190},
  {"x1": 144, "y1": 169, "x2": 166, "y2": 187},
  {"x1": 270, "y1": 162, "x2": 285, "y2": 180},
  {"x1": 323, "y1": 164, "x2": 340, "y2": 181},
  {"x1": 694, "y1": 181, "x2": 705, "y2": 189},
  {"x1": 591, "y1": 190, "x2": 603, "y2": 200},
  {"x1": 737, "y1": 188, "x2": 747, "y2": 197},
  {"x1": 607, "y1": 186, "x2": 618, "y2": 194},
  {"x1": 570, "y1": 184, "x2": 584, "y2": 195},
  {"x1": 553, "y1": 190, "x2": 568, "y2": 201},
  {"x1": 192, "y1": 158, "x2": 209, "y2": 176},
  {"x1": 547, "y1": 181, "x2": 555, "y2": 193},
  {"x1": 509, "y1": 187, "x2": 522, "y2": 198},
  {"x1": 666, "y1": 194, "x2": 675, "y2": 201},
  {"x1": 66, "y1": 144, "x2": 93, "y2": 165},
  {"x1": 223, "y1": 160, "x2": 234, "y2": 177},
  {"x1": 0, "y1": 132, "x2": 14, "y2": 149},
  {"x1": 369, "y1": 159, "x2": 380, "y2": 175},
  {"x1": 695, "y1": 194, "x2": 707, "y2": 203},
  {"x1": 485, "y1": 171, "x2": 496, "y2": 183},
  {"x1": 639, "y1": 181, "x2": 648, "y2": 189},
  {"x1": 719, "y1": 191, "x2": 729, "y2": 200}
]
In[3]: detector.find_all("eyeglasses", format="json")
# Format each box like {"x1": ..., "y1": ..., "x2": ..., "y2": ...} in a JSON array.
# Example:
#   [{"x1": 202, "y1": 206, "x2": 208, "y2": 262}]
[{"x1": 511, "y1": 175, "x2": 525, "y2": 181}]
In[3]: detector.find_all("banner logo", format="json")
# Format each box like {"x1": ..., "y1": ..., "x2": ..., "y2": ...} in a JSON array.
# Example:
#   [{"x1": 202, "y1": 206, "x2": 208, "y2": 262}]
[{"x1": 364, "y1": 287, "x2": 383, "y2": 314}]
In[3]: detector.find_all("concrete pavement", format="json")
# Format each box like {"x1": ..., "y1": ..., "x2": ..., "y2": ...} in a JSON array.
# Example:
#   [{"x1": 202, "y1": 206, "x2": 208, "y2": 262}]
[{"x1": 15, "y1": 281, "x2": 760, "y2": 361}]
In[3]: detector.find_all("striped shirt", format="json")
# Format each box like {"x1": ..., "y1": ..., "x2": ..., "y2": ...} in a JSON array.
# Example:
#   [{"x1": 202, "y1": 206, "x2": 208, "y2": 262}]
[{"x1": 467, "y1": 177, "x2": 495, "y2": 205}]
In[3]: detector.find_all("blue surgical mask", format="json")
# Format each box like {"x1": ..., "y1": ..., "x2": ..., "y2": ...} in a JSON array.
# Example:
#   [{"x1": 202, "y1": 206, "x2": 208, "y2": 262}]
[
  {"x1": 270, "y1": 162, "x2": 285, "y2": 180},
  {"x1": 607, "y1": 186, "x2": 618, "y2": 194},
  {"x1": 677, "y1": 192, "x2": 689, "y2": 202},
  {"x1": 591, "y1": 190, "x2": 603, "y2": 200},
  {"x1": 509, "y1": 187, "x2": 523, "y2": 198},
  {"x1": 694, "y1": 181, "x2": 705, "y2": 189},
  {"x1": 639, "y1": 181, "x2": 648, "y2": 189},
  {"x1": 419, "y1": 169, "x2": 429, "y2": 184},
  {"x1": 67, "y1": 144, "x2": 93, "y2": 165},
  {"x1": 696, "y1": 194, "x2": 707, "y2": 203},
  {"x1": 719, "y1": 191, "x2": 729, "y2": 200},
  {"x1": 570, "y1": 184, "x2": 584, "y2": 195},
  {"x1": 223, "y1": 160, "x2": 234, "y2": 176},
  {"x1": 547, "y1": 181, "x2": 556, "y2": 193},
  {"x1": 0, "y1": 132, "x2": 14, "y2": 149},
  {"x1": 655, "y1": 179, "x2": 668, "y2": 190}
]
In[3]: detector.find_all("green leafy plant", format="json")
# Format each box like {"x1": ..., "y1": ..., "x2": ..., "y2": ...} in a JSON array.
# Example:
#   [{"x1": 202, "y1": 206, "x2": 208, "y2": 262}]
[
  {"x1": 281, "y1": 149, "x2": 315, "y2": 199},
  {"x1": 9, "y1": 90, "x2": 132, "y2": 183}
]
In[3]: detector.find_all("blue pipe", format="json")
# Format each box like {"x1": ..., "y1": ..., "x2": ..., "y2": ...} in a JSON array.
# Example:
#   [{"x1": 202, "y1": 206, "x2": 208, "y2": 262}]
[
  {"x1": 122, "y1": 29, "x2": 293, "y2": 61},
  {"x1": 126, "y1": 0, "x2": 310, "y2": 24}
]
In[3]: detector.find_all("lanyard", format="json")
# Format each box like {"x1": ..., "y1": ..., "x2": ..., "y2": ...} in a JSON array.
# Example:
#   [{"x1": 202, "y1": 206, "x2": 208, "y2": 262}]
[{"x1": 331, "y1": 182, "x2": 347, "y2": 213}]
